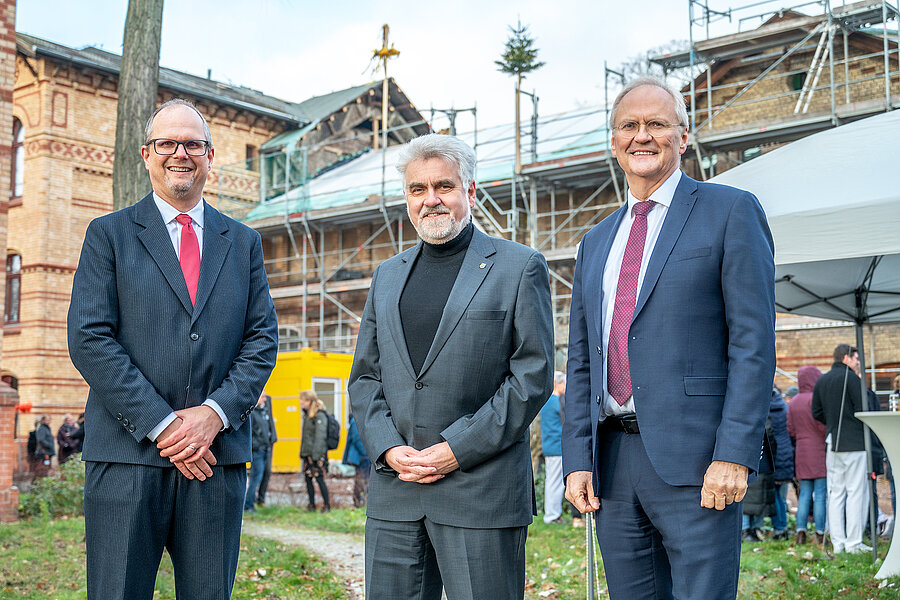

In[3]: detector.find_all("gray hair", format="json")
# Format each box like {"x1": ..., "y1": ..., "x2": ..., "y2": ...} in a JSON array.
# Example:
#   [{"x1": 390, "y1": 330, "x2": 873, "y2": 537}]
[
  {"x1": 554, "y1": 370, "x2": 566, "y2": 386},
  {"x1": 396, "y1": 134, "x2": 476, "y2": 190},
  {"x1": 609, "y1": 76, "x2": 689, "y2": 130},
  {"x1": 144, "y1": 98, "x2": 212, "y2": 146}
]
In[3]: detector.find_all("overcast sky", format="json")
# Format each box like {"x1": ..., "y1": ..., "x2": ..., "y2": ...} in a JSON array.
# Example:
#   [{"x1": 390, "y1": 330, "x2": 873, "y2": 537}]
[{"x1": 17, "y1": 1, "x2": 806, "y2": 131}]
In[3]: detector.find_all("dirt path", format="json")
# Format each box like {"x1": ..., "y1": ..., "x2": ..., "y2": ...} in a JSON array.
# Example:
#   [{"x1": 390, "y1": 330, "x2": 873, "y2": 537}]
[{"x1": 242, "y1": 521, "x2": 366, "y2": 599}]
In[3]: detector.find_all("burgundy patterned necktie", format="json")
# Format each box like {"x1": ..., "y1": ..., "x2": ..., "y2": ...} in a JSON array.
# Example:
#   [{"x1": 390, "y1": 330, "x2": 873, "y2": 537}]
[
  {"x1": 175, "y1": 214, "x2": 200, "y2": 305},
  {"x1": 607, "y1": 200, "x2": 656, "y2": 406}
]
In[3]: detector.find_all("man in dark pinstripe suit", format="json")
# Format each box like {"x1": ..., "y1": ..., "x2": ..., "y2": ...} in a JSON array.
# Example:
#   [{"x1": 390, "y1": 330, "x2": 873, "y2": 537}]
[{"x1": 67, "y1": 99, "x2": 278, "y2": 600}]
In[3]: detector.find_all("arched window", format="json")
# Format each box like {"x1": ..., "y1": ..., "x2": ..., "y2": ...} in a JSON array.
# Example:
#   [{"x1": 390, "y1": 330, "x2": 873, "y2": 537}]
[
  {"x1": 11, "y1": 118, "x2": 23, "y2": 201},
  {"x1": 5, "y1": 254, "x2": 20, "y2": 324}
]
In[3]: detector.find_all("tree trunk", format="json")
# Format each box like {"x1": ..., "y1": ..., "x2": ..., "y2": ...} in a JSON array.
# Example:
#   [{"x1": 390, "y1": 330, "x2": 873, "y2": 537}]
[
  {"x1": 514, "y1": 74, "x2": 521, "y2": 175},
  {"x1": 112, "y1": 0, "x2": 164, "y2": 211}
]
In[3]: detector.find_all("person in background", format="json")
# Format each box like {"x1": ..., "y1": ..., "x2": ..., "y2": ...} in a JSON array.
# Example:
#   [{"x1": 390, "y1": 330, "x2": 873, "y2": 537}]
[
  {"x1": 71, "y1": 412, "x2": 86, "y2": 454},
  {"x1": 812, "y1": 344, "x2": 870, "y2": 554},
  {"x1": 57, "y1": 414, "x2": 79, "y2": 464},
  {"x1": 786, "y1": 366, "x2": 826, "y2": 545},
  {"x1": 343, "y1": 412, "x2": 371, "y2": 507},
  {"x1": 300, "y1": 390, "x2": 329, "y2": 512},
  {"x1": 34, "y1": 415, "x2": 55, "y2": 477},
  {"x1": 244, "y1": 392, "x2": 277, "y2": 513},
  {"x1": 256, "y1": 393, "x2": 277, "y2": 507},
  {"x1": 540, "y1": 372, "x2": 567, "y2": 523},
  {"x1": 783, "y1": 385, "x2": 799, "y2": 404},
  {"x1": 770, "y1": 387, "x2": 794, "y2": 540}
]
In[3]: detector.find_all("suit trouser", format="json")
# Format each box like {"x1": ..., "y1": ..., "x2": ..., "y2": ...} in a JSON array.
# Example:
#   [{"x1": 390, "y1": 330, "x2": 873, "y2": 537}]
[
  {"x1": 824, "y1": 445, "x2": 868, "y2": 552},
  {"x1": 594, "y1": 427, "x2": 742, "y2": 600},
  {"x1": 543, "y1": 455, "x2": 564, "y2": 522},
  {"x1": 364, "y1": 516, "x2": 527, "y2": 600},
  {"x1": 84, "y1": 462, "x2": 246, "y2": 600}
]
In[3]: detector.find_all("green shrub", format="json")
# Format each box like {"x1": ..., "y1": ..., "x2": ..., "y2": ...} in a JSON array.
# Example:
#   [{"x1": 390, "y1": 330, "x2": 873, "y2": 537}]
[{"x1": 18, "y1": 457, "x2": 85, "y2": 519}]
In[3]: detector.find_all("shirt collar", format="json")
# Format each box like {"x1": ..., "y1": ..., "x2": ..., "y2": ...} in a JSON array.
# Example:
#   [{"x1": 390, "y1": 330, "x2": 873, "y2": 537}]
[
  {"x1": 626, "y1": 169, "x2": 682, "y2": 214},
  {"x1": 153, "y1": 193, "x2": 205, "y2": 229}
]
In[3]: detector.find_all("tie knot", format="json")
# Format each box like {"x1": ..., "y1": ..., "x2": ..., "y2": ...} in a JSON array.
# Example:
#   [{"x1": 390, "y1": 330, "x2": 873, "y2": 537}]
[
  {"x1": 175, "y1": 214, "x2": 192, "y2": 226},
  {"x1": 632, "y1": 200, "x2": 656, "y2": 217}
]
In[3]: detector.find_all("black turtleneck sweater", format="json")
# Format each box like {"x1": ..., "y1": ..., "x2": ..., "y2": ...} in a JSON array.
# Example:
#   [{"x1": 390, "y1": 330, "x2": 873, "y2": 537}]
[{"x1": 399, "y1": 222, "x2": 474, "y2": 375}]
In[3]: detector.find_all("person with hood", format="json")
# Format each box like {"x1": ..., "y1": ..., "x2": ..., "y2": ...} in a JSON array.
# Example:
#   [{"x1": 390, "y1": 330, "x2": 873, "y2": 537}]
[{"x1": 786, "y1": 366, "x2": 826, "y2": 545}]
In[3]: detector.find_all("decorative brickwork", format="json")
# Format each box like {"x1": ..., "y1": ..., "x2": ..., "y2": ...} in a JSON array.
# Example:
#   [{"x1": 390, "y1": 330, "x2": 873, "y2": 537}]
[
  {"x1": 0, "y1": 0, "x2": 17, "y2": 521},
  {"x1": 5, "y1": 33, "x2": 291, "y2": 444}
]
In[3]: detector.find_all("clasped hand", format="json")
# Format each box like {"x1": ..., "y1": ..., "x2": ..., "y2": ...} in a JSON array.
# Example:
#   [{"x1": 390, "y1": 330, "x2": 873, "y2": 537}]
[
  {"x1": 156, "y1": 405, "x2": 224, "y2": 481},
  {"x1": 384, "y1": 442, "x2": 459, "y2": 484}
]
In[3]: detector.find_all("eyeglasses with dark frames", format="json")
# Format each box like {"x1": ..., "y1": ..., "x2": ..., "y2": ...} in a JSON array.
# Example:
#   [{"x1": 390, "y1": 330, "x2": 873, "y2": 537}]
[{"x1": 146, "y1": 138, "x2": 210, "y2": 156}]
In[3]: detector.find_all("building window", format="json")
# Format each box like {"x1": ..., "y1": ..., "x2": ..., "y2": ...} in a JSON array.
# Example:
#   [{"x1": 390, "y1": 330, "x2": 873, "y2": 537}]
[
  {"x1": 1, "y1": 375, "x2": 17, "y2": 390},
  {"x1": 11, "y1": 118, "x2": 23, "y2": 201},
  {"x1": 5, "y1": 254, "x2": 20, "y2": 324},
  {"x1": 278, "y1": 325, "x2": 302, "y2": 352},
  {"x1": 246, "y1": 144, "x2": 258, "y2": 172}
]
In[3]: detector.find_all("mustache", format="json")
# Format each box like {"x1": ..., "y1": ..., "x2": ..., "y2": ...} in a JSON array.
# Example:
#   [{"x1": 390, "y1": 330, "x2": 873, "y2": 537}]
[{"x1": 419, "y1": 206, "x2": 451, "y2": 218}]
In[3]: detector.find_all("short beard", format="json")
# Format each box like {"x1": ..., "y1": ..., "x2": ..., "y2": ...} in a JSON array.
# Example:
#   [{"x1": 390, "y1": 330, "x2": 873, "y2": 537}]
[
  {"x1": 413, "y1": 205, "x2": 471, "y2": 244},
  {"x1": 163, "y1": 172, "x2": 196, "y2": 199}
]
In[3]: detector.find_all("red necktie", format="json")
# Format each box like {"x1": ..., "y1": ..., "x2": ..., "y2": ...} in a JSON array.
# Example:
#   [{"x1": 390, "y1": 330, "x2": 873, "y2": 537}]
[
  {"x1": 607, "y1": 200, "x2": 656, "y2": 406},
  {"x1": 175, "y1": 214, "x2": 200, "y2": 305}
]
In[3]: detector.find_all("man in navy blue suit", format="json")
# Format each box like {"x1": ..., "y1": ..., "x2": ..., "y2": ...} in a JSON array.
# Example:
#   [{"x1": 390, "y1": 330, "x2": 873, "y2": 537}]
[
  {"x1": 68, "y1": 99, "x2": 277, "y2": 600},
  {"x1": 562, "y1": 77, "x2": 775, "y2": 599}
]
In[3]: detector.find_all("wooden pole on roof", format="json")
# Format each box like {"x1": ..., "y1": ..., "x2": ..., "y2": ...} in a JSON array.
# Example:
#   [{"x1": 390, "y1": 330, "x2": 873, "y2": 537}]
[{"x1": 374, "y1": 25, "x2": 400, "y2": 202}]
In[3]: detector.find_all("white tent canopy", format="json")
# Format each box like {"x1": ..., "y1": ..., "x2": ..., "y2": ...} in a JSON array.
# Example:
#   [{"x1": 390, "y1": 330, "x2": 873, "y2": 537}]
[{"x1": 711, "y1": 109, "x2": 900, "y2": 324}]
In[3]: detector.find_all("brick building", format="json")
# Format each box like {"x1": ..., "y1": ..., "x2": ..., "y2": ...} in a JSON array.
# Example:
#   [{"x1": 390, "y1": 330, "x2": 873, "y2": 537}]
[
  {"x1": 248, "y1": 2, "x2": 900, "y2": 398},
  {"x1": 0, "y1": 0, "x2": 17, "y2": 521},
  {"x1": 4, "y1": 33, "x2": 313, "y2": 441},
  {"x1": 4, "y1": 3, "x2": 900, "y2": 478}
]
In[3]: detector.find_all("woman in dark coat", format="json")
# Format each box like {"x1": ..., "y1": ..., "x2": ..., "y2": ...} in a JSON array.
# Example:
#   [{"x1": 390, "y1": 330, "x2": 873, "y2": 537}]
[
  {"x1": 787, "y1": 366, "x2": 826, "y2": 544},
  {"x1": 299, "y1": 390, "x2": 330, "y2": 511}
]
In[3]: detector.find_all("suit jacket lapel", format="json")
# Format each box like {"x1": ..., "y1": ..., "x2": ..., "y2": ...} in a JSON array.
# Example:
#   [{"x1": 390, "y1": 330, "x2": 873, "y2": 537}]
[
  {"x1": 134, "y1": 194, "x2": 194, "y2": 314},
  {"x1": 192, "y1": 202, "x2": 231, "y2": 323},
  {"x1": 385, "y1": 244, "x2": 420, "y2": 380},
  {"x1": 633, "y1": 175, "x2": 698, "y2": 320},
  {"x1": 417, "y1": 229, "x2": 496, "y2": 378},
  {"x1": 594, "y1": 205, "x2": 628, "y2": 341}
]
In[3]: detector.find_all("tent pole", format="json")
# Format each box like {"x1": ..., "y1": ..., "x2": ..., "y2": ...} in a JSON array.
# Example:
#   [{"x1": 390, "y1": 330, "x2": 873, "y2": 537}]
[{"x1": 855, "y1": 320, "x2": 879, "y2": 564}]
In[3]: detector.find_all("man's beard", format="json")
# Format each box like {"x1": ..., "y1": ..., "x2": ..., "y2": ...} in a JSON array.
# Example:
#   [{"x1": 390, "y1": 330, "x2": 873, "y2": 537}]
[
  {"x1": 413, "y1": 204, "x2": 470, "y2": 244},
  {"x1": 164, "y1": 172, "x2": 196, "y2": 198}
]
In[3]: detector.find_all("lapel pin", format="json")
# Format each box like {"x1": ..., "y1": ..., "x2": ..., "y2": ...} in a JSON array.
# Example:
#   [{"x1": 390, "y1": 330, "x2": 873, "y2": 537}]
[{"x1": 479, "y1": 262, "x2": 486, "y2": 269}]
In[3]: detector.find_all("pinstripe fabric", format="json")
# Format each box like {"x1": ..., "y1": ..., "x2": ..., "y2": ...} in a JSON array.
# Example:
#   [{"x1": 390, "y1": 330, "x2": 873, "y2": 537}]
[
  {"x1": 68, "y1": 194, "x2": 278, "y2": 466},
  {"x1": 68, "y1": 193, "x2": 278, "y2": 600},
  {"x1": 84, "y1": 463, "x2": 246, "y2": 599}
]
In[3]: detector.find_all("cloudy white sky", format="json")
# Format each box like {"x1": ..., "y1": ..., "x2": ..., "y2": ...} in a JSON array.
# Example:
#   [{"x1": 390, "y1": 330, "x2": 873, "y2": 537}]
[{"x1": 17, "y1": 0, "x2": 808, "y2": 130}]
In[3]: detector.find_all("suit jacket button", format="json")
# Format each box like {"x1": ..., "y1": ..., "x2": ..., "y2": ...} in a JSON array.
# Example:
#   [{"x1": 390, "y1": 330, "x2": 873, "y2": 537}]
[
  {"x1": 596, "y1": 395, "x2": 601, "y2": 404},
  {"x1": 414, "y1": 382, "x2": 424, "y2": 390},
  {"x1": 597, "y1": 346, "x2": 602, "y2": 355},
  {"x1": 116, "y1": 413, "x2": 123, "y2": 421},
  {"x1": 122, "y1": 418, "x2": 129, "y2": 426},
  {"x1": 128, "y1": 425, "x2": 136, "y2": 433},
  {"x1": 240, "y1": 414, "x2": 247, "y2": 421},
  {"x1": 190, "y1": 333, "x2": 200, "y2": 341}
]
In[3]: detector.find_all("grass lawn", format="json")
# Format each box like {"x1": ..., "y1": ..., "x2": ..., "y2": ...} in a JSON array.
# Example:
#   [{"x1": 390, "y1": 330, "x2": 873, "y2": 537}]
[
  {"x1": 0, "y1": 516, "x2": 346, "y2": 599},
  {"x1": 2, "y1": 507, "x2": 899, "y2": 599},
  {"x1": 251, "y1": 506, "x2": 900, "y2": 599}
]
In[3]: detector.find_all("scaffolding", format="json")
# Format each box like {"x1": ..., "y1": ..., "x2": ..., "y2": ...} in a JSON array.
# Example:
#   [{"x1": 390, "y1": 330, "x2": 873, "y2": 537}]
[{"x1": 217, "y1": 0, "x2": 899, "y2": 360}]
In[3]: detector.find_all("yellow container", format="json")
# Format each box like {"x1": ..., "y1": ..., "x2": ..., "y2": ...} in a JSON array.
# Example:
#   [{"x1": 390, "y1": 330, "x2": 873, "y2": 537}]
[{"x1": 263, "y1": 348, "x2": 354, "y2": 472}]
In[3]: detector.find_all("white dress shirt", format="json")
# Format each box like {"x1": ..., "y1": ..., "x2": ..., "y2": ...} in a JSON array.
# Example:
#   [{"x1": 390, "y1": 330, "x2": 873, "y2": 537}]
[
  {"x1": 601, "y1": 169, "x2": 682, "y2": 417},
  {"x1": 147, "y1": 194, "x2": 229, "y2": 441}
]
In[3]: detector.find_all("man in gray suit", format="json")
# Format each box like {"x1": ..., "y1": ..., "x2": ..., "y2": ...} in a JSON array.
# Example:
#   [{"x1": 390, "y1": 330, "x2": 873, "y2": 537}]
[
  {"x1": 349, "y1": 133, "x2": 554, "y2": 599},
  {"x1": 68, "y1": 98, "x2": 277, "y2": 600}
]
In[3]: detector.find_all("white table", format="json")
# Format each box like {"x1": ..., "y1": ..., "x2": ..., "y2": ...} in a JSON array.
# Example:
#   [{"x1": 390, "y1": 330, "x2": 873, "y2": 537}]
[{"x1": 855, "y1": 411, "x2": 899, "y2": 579}]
